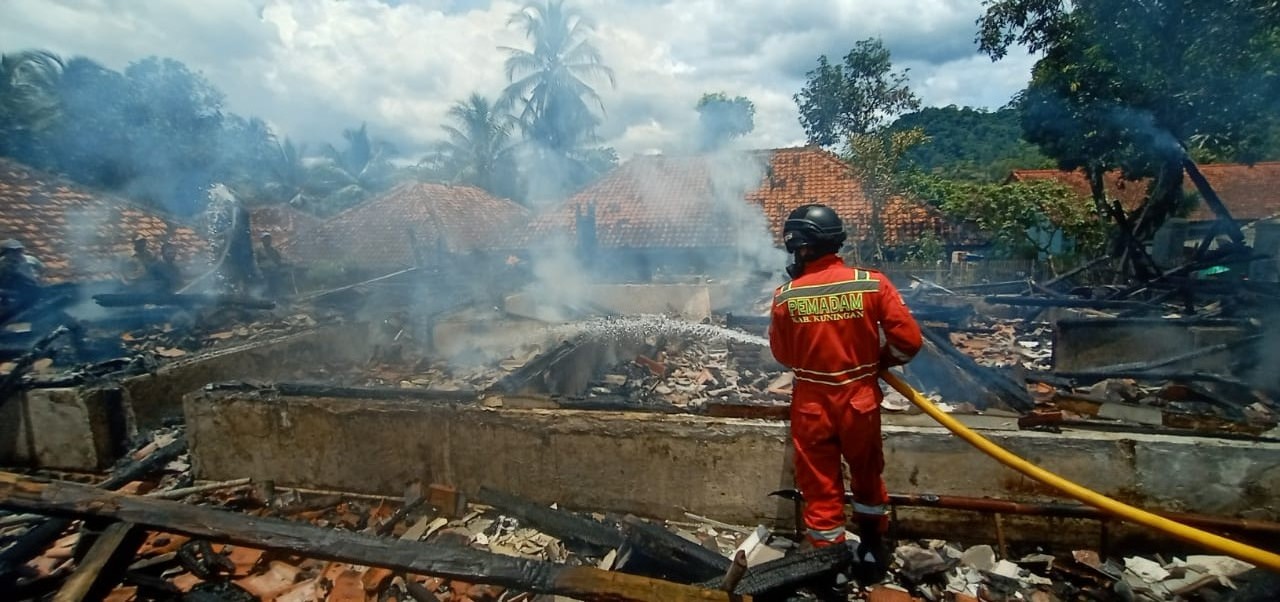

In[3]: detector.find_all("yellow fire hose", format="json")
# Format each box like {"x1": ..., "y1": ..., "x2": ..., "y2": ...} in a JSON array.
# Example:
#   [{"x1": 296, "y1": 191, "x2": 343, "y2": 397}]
[{"x1": 879, "y1": 369, "x2": 1280, "y2": 573}]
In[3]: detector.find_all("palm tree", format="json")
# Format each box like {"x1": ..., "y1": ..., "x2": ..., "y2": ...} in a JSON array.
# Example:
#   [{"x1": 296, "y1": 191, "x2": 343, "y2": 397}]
[
  {"x1": 262, "y1": 137, "x2": 322, "y2": 207},
  {"x1": 311, "y1": 123, "x2": 396, "y2": 215},
  {"x1": 430, "y1": 93, "x2": 513, "y2": 194},
  {"x1": 0, "y1": 50, "x2": 65, "y2": 157},
  {"x1": 500, "y1": 0, "x2": 615, "y2": 153}
]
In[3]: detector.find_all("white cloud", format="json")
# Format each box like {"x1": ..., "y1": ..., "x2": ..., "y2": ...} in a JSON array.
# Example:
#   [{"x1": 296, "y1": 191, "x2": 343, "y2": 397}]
[{"x1": 0, "y1": 0, "x2": 1035, "y2": 159}]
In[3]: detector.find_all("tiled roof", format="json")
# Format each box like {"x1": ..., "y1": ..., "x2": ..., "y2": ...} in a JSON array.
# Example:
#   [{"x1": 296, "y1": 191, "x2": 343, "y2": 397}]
[
  {"x1": 248, "y1": 205, "x2": 319, "y2": 248},
  {"x1": 285, "y1": 182, "x2": 529, "y2": 268},
  {"x1": 0, "y1": 159, "x2": 208, "y2": 283},
  {"x1": 520, "y1": 147, "x2": 958, "y2": 249},
  {"x1": 1009, "y1": 162, "x2": 1280, "y2": 221}
]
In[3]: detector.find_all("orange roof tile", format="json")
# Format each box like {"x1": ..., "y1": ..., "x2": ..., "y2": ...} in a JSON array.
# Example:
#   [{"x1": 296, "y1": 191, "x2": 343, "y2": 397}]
[
  {"x1": 285, "y1": 182, "x2": 529, "y2": 268},
  {"x1": 0, "y1": 159, "x2": 209, "y2": 283},
  {"x1": 521, "y1": 147, "x2": 961, "y2": 249},
  {"x1": 1008, "y1": 163, "x2": 1280, "y2": 221}
]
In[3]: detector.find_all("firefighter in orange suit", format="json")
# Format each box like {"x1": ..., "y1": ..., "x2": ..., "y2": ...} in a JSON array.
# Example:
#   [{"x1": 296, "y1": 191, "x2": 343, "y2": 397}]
[{"x1": 768, "y1": 204, "x2": 922, "y2": 581}]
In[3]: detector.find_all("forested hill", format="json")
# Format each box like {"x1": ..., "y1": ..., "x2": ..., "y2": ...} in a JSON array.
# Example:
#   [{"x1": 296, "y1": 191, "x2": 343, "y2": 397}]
[{"x1": 887, "y1": 105, "x2": 1054, "y2": 182}]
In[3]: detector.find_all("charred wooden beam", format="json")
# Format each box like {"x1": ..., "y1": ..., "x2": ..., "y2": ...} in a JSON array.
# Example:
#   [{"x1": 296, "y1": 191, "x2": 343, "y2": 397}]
[
  {"x1": 0, "y1": 473, "x2": 740, "y2": 602},
  {"x1": 983, "y1": 295, "x2": 1152, "y2": 310},
  {"x1": 703, "y1": 403, "x2": 789, "y2": 421},
  {"x1": 1183, "y1": 158, "x2": 1247, "y2": 246},
  {"x1": 0, "y1": 435, "x2": 188, "y2": 583},
  {"x1": 52, "y1": 521, "x2": 147, "y2": 602},
  {"x1": 487, "y1": 340, "x2": 579, "y2": 395},
  {"x1": 1040, "y1": 256, "x2": 1112, "y2": 289},
  {"x1": 556, "y1": 397, "x2": 686, "y2": 414},
  {"x1": 617, "y1": 516, "x2": 730, "y2": 584},
  {"x1": 273, "y1": 382, "x2": 478, "y2": 402},
  {"x1": 476, "y1": 487, "x2": 624, "y2": 553},
  {"x1": 92, "y1": 293, "x2": 275, "y2": 310},
  {"x1": 918, "y1": 327, "x2": 1033, "y2": 412}
]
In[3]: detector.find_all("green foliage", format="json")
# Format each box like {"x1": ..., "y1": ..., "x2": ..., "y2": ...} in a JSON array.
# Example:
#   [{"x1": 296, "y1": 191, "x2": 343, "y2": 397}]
[
  {"x1": 794, "y1": 38, "x2": 920, "y2": 148},
  {"x1": 977, "y1": 0, "x2": 1280, "y2": 241},
  {"x1": 500, "y1": 0, "x2": 616, "y2": 202},
  {"x1": 905, "y1": 171, "x2": 1108, "y2": 258},
  {"x1": 306, "y1": 123, "x2": 398, "y2": 216},
  {"x1": 887, "y1": 105, "x2": 1054, "y2": 181},
  {"x1": 844, "y1": 128, "x2": 927, "y2": 258},
  {"x1": 695, "y1": 92, "x2": 755, "y2": 151},
  {"x1": 501, "y1": 0, "x2": 614, "y2": 151},
  {"x1": 904, "y1": 229, "x2": 946, "y2": 262},
  {"x1": 429, "y1": 93, "x2": 514, "y2": 197},
  {"x1": 0, "y1": 50, "x2": 64, "y2": 160}
]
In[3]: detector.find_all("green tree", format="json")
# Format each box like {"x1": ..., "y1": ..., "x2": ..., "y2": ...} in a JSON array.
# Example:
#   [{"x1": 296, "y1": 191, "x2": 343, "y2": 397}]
[
  {"x1": 845, "y1": 128, "x2": 927, "y2": 260},
  {"x1": 118, "y1": 56, "x2": 229, "y2": 214},
  {"x1": 431, "y1": 93, "x2": 514, "y2": 196},
  {"x1": 44, "y1": 57, "x2": 135, "y2": 188},
  {"x1": 695, "y1": 92, "x2": 755, "y2": 151},
  {"x1": 887, "y1": 105, "x2": 1054, "y2": 181},
  {"x1": 0, "y1": 50, "x2": 63, "y2": 160},
  {"x1": 794, "y1": 38, "x2": 920, "y2": 148},
  {"x1": 261, "y1": 137, "x2": 323, "y2": 208},
  {"x1": 977, "y1": 0, "x2": 1280, "y2": 263},
  {"x1": 499, "y1": 0, "x2": 617, "y2": 203},
  {"x1": 500, "y1": 0, "x2": 615, "y2": 153},
  {"x1": 311, "y1": 123, "x2": 397, "y2": 216},
  {"x1": 906, "y1": 172, "x2": 1107, "y2": 260}
]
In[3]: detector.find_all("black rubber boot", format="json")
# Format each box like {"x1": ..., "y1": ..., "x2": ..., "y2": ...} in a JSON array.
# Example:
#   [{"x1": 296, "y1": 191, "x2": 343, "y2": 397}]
[{"x1": 853, "y1": 519, "x2": 888, "y2": 586}]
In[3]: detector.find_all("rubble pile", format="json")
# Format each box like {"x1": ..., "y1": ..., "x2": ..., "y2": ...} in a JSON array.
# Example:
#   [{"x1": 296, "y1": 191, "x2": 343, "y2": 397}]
[
  {"x1": 582, "y1": 336, "x2": 789, "y2": 410},
  {"x1": 3, "y1": 427, "x2": 1272, "y2": 602},
  {"x1": 1022, "y1": 377, "x2": 1278, "y2": 437},
  {"x1": 947, "y1": 321, "x2": 1053, "y2": 372}
]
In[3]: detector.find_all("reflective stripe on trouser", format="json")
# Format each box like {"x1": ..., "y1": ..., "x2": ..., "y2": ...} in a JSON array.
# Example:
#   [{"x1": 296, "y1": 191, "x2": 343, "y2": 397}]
[
  {"x1": 805, "y1": 526, "x2": 847, "y2": 546},
  {"x1": 791, "y1": 391, "x2": 889, "y2": 540}
]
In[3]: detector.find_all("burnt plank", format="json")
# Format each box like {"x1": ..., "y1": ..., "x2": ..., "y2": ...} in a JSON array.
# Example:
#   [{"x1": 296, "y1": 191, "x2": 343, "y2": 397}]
[
  {"x1": 53, "y1": 521, "x2": 147, "y2": 602},
  {"x1": 0, "y1": 435, "x2": 187, "y2": 584},
  {"x1": 617, "y1": 515, "x2": 731, "y2": 584},
  {"x1": 476, "y1": 486, "x2": 624, "y2": 553},
  {"x1": 92, "y1": 293, "x2": 275, "y2": 310},
  {"x1": 0, "y1": 472, "x2": 742, "y2": 602}
]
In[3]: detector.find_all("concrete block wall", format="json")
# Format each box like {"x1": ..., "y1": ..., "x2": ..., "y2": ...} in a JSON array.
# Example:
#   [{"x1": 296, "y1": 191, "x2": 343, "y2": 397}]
[
  {"x1": 185, "y1": 391, "x2": 1280, "y2": 539},
  {"x1": 0, "y1": 387, "x2": 127, "y2": 470}
]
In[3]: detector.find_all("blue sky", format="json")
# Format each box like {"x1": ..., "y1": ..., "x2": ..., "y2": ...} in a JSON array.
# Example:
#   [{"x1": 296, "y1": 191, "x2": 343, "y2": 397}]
[{"x1": 0, "y1": 0, "x2": 1039, "y2": 159}]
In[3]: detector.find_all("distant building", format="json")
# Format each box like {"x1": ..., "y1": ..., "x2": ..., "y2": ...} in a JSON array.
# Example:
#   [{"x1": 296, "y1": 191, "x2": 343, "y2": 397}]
[
  {"x1": 518, "y1": 147, "x2": 976, "y2": 280},
  {"x1": 0, "y1": 159, "x2": 208, "y2": 283},
  {"x1": 285, "y1": 181, "x2": 529, "y2": 273},
  {"x1": 1008, "y1": 162, "x2": 1280, "y2": 226},
  {"x1": 1009, "y1": 163, "x2": 1280, "y2": 269}
]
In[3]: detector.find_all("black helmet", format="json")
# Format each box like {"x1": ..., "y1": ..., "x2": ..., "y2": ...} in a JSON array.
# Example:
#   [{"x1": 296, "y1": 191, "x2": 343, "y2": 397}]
[{"x1": 783, "y1": 204, "x2": 846, "y2": 253}]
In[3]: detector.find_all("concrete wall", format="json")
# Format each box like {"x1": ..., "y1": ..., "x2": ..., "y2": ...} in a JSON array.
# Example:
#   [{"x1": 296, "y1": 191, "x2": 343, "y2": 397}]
[
  {"x1": 0, "y1": 387, "x2": 127, "y2": 470},
  {"x1": 125, "y1": 323, "x2": 369, "y2": 430},
  {"x1": 186, "y1": 391, "x2": 1280, "y2": 546}
]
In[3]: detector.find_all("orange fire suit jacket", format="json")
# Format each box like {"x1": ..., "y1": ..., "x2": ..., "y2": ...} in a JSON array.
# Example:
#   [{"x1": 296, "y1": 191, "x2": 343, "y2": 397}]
[{"x1": 769, "y1": 255, "x2": 922, "y2": 412}]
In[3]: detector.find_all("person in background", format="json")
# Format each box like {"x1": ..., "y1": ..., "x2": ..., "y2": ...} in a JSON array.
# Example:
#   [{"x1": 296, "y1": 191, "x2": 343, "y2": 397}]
[
  {"x1": 122, "y1": 236, "x2": 157, "y2": 289},
  {"x1": 0, "y1": 239, "x2": 43, "y2": 310},
  {"x1": 768, "y1": 204, "x2": 922, "y2": 584},
  {"x1": 149, "y1": 240, "x2": 183, "y2": 293},
  {"x1": 256, "y1": 232, "x2": 288, "y2": 297}
]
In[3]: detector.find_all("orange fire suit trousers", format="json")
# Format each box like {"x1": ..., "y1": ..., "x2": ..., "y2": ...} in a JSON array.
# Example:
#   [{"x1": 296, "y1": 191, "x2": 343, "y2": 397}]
[{"x1": 791, "y1": 386, "x2": 888, "y2": 546}]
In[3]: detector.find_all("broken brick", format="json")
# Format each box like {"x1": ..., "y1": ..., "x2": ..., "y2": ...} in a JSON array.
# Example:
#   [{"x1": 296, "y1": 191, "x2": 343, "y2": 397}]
[{"x1": 326, "y1": 569, "x2": 366, "y2": 602}]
